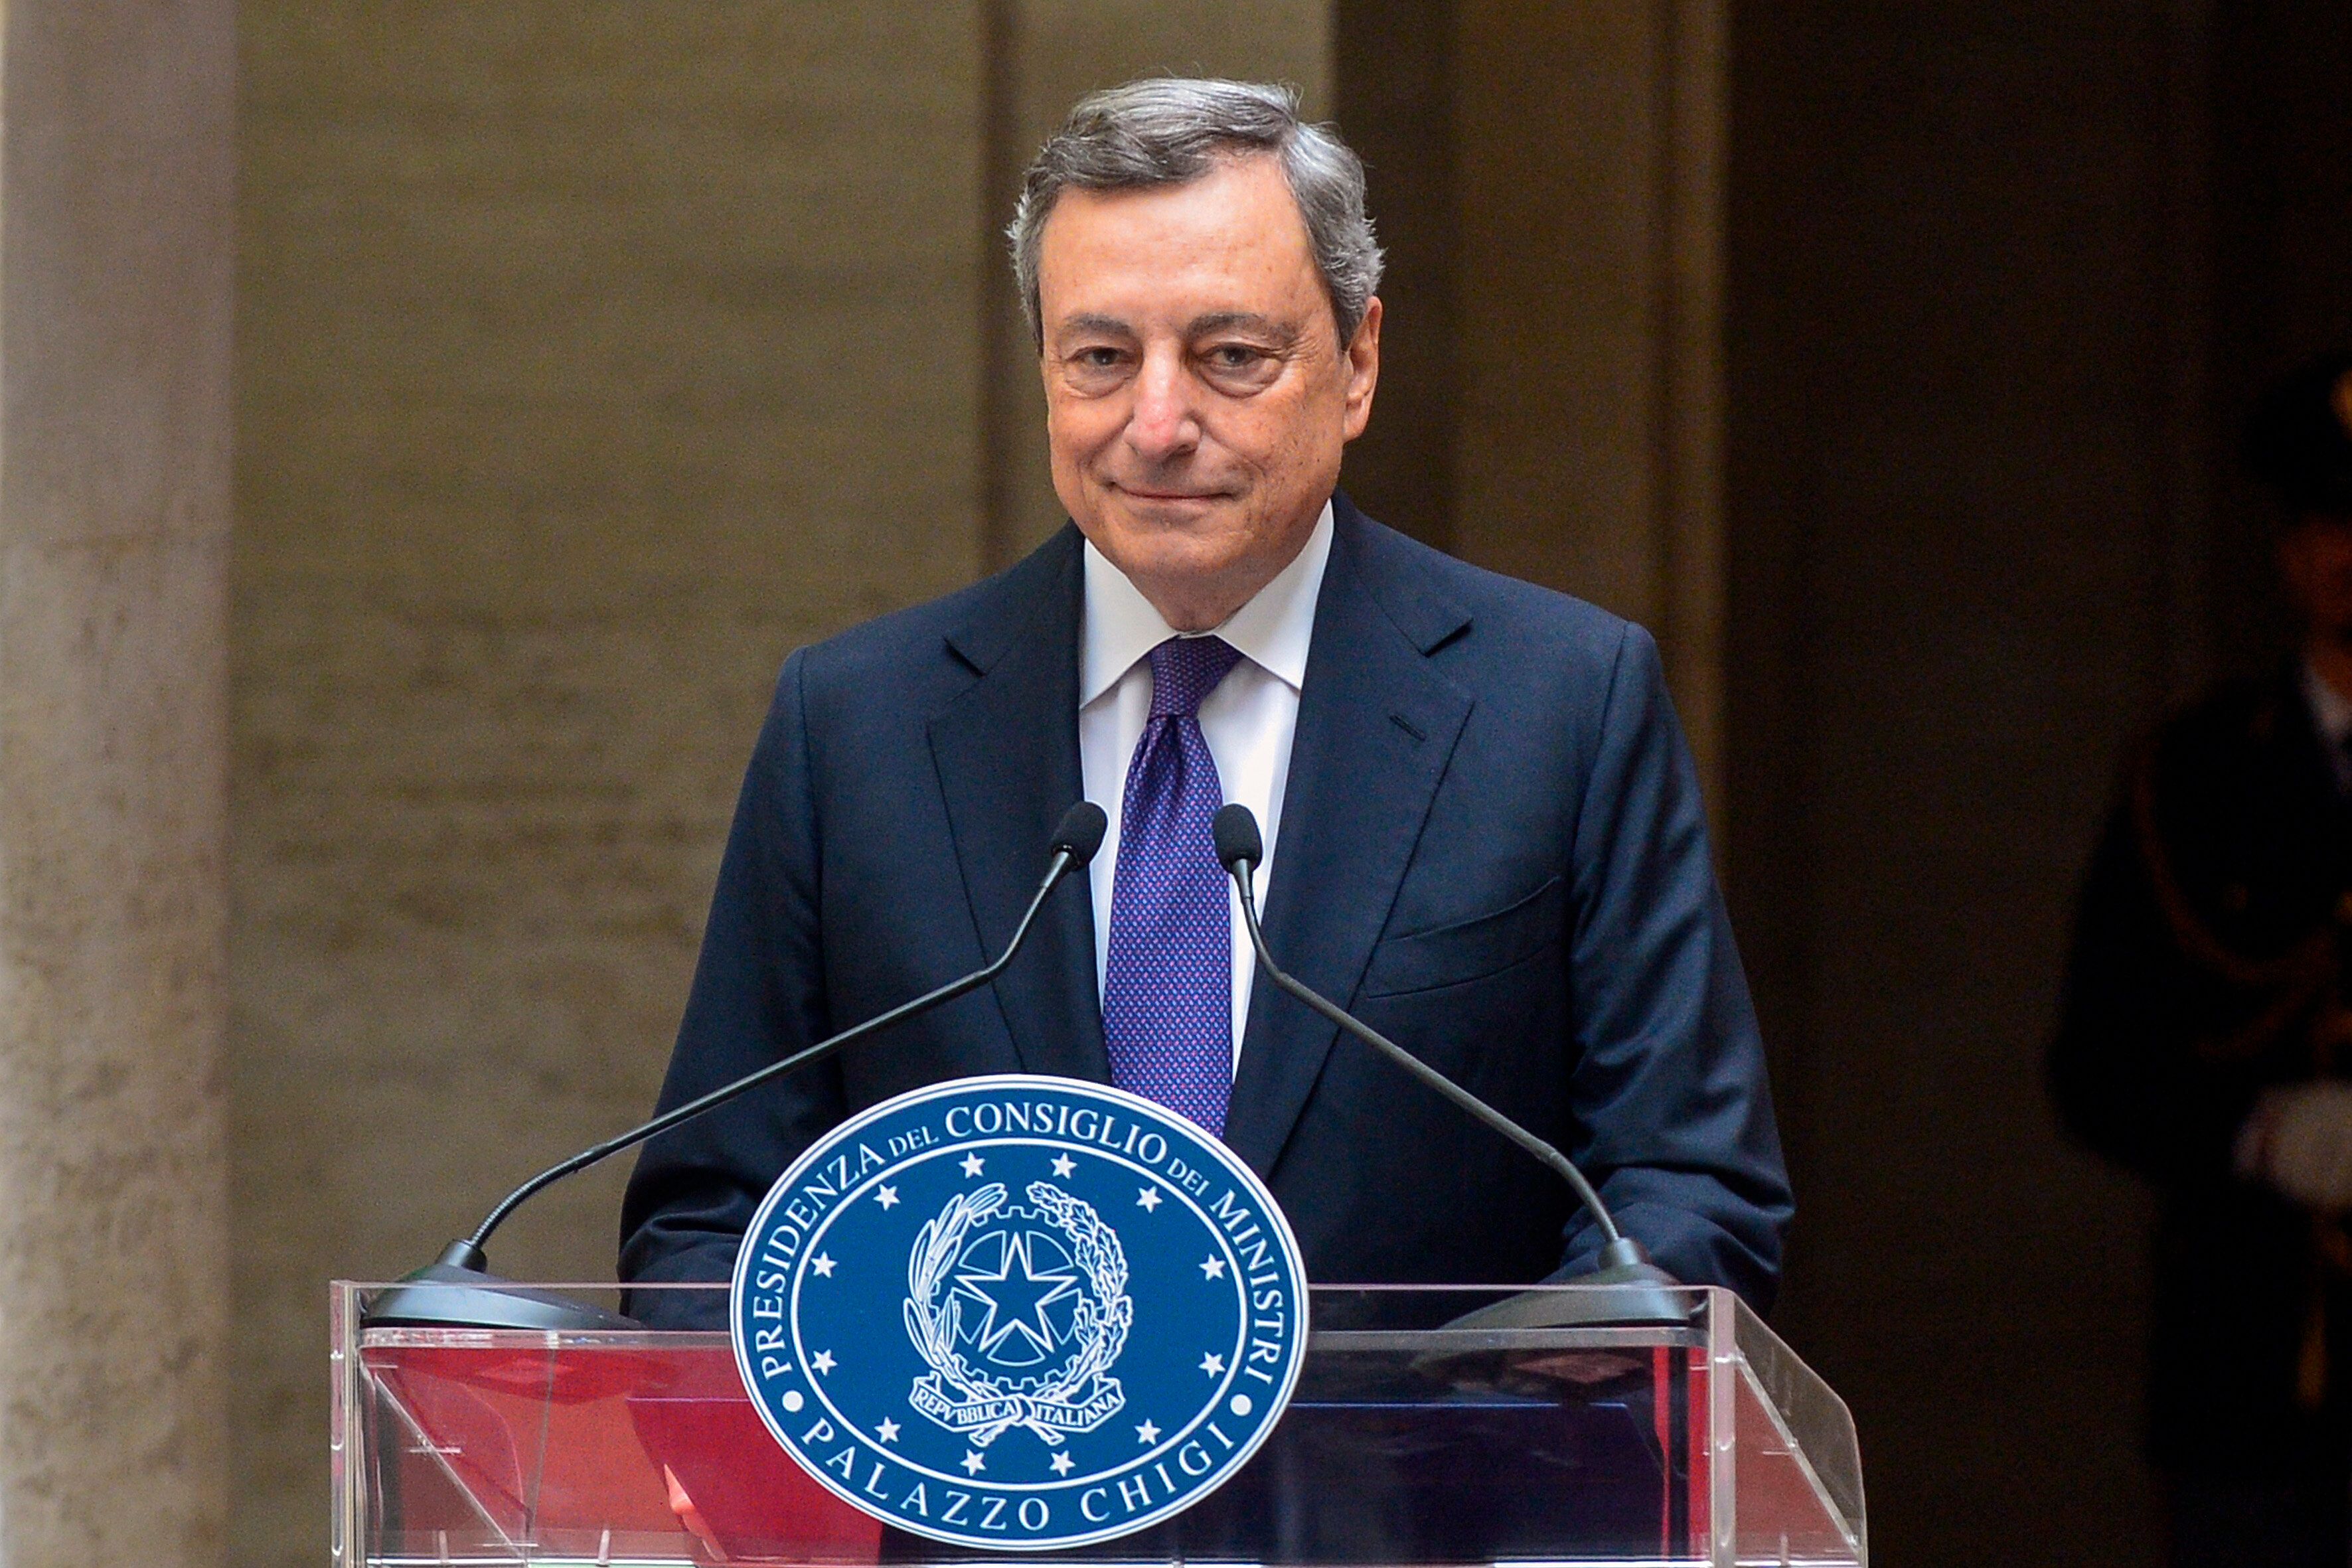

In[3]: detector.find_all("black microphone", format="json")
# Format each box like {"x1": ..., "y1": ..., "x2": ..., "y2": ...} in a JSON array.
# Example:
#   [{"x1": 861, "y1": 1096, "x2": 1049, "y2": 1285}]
[
  {"x1": 365, "y1": 802, "x2": 1111, "y2": 1330},
  {"x1": 1212, "y1": 804, "x2": 1684, "y2": 1329}
]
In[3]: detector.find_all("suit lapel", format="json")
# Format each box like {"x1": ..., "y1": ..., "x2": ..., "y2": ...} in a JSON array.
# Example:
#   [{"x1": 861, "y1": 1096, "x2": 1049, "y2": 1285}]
[
  {"x1": 927, "y1": 528, "x2": 1111, "y2": 1083},
  {"x1": 1221, "y1": 502, "x2": 1473, "y2": 1176}
]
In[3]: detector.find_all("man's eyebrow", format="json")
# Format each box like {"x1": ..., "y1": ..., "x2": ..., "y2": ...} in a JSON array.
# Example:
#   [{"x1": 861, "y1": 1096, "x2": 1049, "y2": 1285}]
[
  {"x1": 1187, "y1": 311, "x2": 1298, "y2": 343},
  {"x1": 1055, "y1": 313, "x2": 1136, "y2": 340}
]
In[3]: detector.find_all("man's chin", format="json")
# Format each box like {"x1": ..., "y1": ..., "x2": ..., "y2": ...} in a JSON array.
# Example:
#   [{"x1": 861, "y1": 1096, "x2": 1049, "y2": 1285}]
[
  {"x1": 1078, "y1": 512, "x2": 1253, "y2": 609},
  {"x1": 1096, "y1": 532, "x2": 1247, "y2": 589}
]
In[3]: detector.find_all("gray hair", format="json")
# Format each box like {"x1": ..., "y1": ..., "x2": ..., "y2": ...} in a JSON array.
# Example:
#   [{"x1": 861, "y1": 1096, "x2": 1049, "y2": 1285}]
[{"x1": 1008, "y1": 78, "x2": 1383, "y2": 348}]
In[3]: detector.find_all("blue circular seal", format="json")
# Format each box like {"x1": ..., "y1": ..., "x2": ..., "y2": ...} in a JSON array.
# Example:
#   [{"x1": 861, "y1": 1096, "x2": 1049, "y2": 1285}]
[{"x1": 730, "y1": 1075, "x2": 1309, "y2": 1551}]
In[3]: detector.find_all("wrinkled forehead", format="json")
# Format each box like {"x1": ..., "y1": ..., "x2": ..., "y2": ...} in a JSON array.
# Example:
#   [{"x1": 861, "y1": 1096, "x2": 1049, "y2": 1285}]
[{"x1": 1034, "y1": 157, "x2": 1326, "y2": 335}]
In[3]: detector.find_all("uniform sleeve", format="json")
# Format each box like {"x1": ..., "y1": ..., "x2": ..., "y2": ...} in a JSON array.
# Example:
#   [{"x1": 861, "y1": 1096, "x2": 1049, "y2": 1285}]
[
  {"x1": 2048, "y1": 782, "x2": 2272, "y2": 1188},
  {"x1": 1551, "y1": 623, "x2": 1794, "y2": 1308},
  {"x1": 619, "y1": 649, "x2": 847, "y2": 1326}
]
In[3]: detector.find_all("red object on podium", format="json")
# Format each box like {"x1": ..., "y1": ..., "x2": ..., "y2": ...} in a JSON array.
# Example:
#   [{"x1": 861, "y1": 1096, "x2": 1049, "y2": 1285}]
[{"x1": 360, "y1": 1338, "x2": 882, "y2": 1561}]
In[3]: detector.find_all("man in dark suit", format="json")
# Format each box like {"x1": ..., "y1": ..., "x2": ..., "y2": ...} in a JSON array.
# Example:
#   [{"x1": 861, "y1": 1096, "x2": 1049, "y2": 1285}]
[
  {"x1": 620, "y1": 79, "x2": 1790, "y2": 1328},
  {"x1": 2053, "y1": 349, "x2": 2352, "y2": 1568}
]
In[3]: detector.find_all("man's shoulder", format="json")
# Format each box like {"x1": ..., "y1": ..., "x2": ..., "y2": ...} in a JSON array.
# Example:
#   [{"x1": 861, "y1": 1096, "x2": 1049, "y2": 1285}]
[
  {"x1": 787, "y1": 504, "x2": 1644, "y2": 698},
  {"x1": 1337, "y1": 498, "x2": 1642, "y2": 674},
  {"x1": 791, "y1": 525, "x2": 1081, "y2": 690},
  {"x1": 1340, "y1": 501, "x2": 1628, "y2": 637}
]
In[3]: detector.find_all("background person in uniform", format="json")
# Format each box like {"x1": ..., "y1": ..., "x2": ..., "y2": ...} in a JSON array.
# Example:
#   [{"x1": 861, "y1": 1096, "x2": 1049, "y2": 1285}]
[
  {"x1": 620, "y1": 78, "x2": 1790, "y2": 1328},
  {"x1": 2053, "y1": 349, "x2": 2352, "y2": 1568}
]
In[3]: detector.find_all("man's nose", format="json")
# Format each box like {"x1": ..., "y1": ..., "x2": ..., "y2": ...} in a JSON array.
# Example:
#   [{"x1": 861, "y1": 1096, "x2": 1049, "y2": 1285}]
[{"x1": 1123, "y1": 349, "x2": 1201, "y2": 462}]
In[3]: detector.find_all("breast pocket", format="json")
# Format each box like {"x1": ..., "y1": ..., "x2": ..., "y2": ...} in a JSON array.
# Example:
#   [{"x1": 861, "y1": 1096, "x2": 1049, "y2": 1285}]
[{"x1": 1358, "y1": 876, "x2": 1566, "y2": 998}]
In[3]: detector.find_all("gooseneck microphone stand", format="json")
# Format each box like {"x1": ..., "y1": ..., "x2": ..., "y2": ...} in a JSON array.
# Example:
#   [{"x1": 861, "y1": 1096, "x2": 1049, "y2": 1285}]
[
  {"x1": 1212, "y1": 804, "x2": 1684, "y2": 1330},
  {"x1": 364, "y1": 803, "x2": 1109, "y2": 1330}
]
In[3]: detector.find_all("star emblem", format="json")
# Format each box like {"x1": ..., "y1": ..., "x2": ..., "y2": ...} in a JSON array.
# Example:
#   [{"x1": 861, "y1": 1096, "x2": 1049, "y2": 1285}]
[
  {"x1": 810, "y1": 1350, "x2": 836, "y2": 1375},
  {"x1": 1137, "y1": 1187, "x2": 1162, "y2": 1212},
  {"x1": 1135, "y1": 1419, "x2": 1161, "y2": 1445},
  {"x1": 1050, "y1": 1450, "x2": 1075, "y2": 1475},
  {"x1": 961, "y1": 1152, "x2": 986, "y2": 1178},
  {"x1": 810, "y1": 1253, "x2": 836, "y2": 1278},
  {"x1": 875, "y1": 1184, "x2": 899, "y2": 1210},
  {"x1": 951, "y1": 1230, "x2": 1080, "y2": 1365},
  {"x1": 1200, "y1": 1256, "x2": 1226, "y2": 1279},
  {"x1": 1200, "y1": 1352, "x2": 1226, "y2": 1376},
  {"x1": 1050, "y1": 1152, "x2": 1076, "y2": 1178},
  {"x1": 876, "y1": 1419, "x2": 901, "y2": 1443},
  {"x1": 963, "y1": 1450, "x2": 986, "y2": 1474}
]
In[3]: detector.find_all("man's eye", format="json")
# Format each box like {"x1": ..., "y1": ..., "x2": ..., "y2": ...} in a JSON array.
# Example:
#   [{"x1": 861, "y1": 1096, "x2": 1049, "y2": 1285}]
[
  {"x1": 1073, "y1": 347, "x2": 1124, "y2": 370},
  {"x1": 1208, "y1": 345, "x2": 1263, "y2": 369}
]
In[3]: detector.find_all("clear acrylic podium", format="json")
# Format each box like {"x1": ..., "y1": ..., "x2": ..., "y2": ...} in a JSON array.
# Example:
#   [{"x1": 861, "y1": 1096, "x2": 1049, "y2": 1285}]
[{"x1": 331, "y1": 1281, "x2": 1863, "y2": 1567}]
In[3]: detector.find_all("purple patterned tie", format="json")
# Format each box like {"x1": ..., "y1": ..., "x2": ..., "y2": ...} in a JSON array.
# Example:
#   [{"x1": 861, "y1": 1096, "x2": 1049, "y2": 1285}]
[{"x1": 1103, "y1": 635, "x2": 1246, "y2": 1136}]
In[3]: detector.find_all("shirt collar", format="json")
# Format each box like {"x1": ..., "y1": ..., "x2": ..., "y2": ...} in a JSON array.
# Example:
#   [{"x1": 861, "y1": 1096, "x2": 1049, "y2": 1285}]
[
  {"x1": 1079, "y1": 501, "x2": 1334, "y2": 708},
  {"x1": 2306, "y1": 659, "x2": 2352, "y2": 750}
]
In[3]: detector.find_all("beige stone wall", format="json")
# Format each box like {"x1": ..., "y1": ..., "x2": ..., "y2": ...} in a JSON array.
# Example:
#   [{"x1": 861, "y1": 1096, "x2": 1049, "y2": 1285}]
[
  {"x1": 0, "y1": 1, "x2": 236, "y2": 1564},
  {"x1": 232, "y1": 6, "x2": 985, "y2": 1561},
  {"x1": 1450, "y1": 0, "x2": 1726, "y2": 809}
]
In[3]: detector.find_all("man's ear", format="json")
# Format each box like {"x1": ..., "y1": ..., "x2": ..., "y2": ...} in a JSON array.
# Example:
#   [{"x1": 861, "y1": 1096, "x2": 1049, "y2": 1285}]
[{"x1": 1342, "y1": 297, "x2": 1381, "y2": 442}]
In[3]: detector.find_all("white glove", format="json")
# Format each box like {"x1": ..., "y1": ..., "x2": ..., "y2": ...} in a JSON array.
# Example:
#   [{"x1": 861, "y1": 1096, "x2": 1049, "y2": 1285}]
[{"x1": 2239, "y1": 1082, "x2": 2352, "y2": 1211}]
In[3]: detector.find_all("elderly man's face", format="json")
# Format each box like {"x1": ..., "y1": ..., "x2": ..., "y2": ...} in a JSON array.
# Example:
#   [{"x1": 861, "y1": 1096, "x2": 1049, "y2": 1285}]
[{"x1": 1035, "y1": 155, "x2": 1379, "y2": 631}]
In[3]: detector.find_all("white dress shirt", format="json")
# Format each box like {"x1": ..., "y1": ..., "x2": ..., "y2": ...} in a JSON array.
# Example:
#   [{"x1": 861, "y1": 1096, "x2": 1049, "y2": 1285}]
[{"x1": 1079, "y1": 502, "x2": 1334, "y2": 1075}]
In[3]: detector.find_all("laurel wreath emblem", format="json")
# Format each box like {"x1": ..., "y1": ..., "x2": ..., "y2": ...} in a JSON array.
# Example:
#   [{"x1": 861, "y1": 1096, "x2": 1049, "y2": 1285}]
[{"x1": 903, "y1": 1180, "x2": 1133, "y2": 1447}]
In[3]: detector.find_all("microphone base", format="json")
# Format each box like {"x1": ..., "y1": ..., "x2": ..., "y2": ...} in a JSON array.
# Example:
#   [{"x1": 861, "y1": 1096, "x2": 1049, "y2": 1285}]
[
  {"x1": 361, "y1": 1241, "x2": 641, "y2": 1332},
  {"x1": 1440, "y1": 1239, "x2": 1691, "y2": 1331}
]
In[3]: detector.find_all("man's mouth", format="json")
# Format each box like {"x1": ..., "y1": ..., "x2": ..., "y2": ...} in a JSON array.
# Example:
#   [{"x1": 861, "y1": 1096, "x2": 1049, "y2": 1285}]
[{"x1": 1115, "y1": 485, "x2": 1226, "y2": 503}]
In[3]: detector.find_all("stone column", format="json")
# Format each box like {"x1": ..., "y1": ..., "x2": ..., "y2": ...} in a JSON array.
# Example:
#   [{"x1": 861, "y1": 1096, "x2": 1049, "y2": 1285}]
[
  {"x1": 1450, "y1": 0, "x2": 1729, "y2": 813},
  {"x1": 1333, "y1": 0, "x2": 1729, "y2": 816},
  {"x1": 0, "y1": 3, "x2": 234, "y2": 1565}
]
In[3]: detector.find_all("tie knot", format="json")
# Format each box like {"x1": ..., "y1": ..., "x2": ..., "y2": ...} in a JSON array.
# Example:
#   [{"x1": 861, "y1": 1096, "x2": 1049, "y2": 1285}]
[{"x1": 1146, "y1": 635, "x2": 1243, "y2": 718}]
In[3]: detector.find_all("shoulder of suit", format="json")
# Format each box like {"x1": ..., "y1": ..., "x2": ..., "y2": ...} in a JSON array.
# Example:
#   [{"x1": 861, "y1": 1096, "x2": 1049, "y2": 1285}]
[
  {"x1": 1338, "y1": 502, "x2": 1634, "y2": 666},
  {"x1": 789, "y1": 525, "x2": 1081, "y2": 688},
  {"x1": 782, "y1": 507, "x2": 1642, "y2": 691}
]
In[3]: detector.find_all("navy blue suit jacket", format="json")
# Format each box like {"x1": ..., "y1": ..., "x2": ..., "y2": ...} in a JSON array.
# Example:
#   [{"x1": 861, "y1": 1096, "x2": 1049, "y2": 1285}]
[{"x1": 619, "y1": 498, "x2": 1790, "y2": 1324}]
